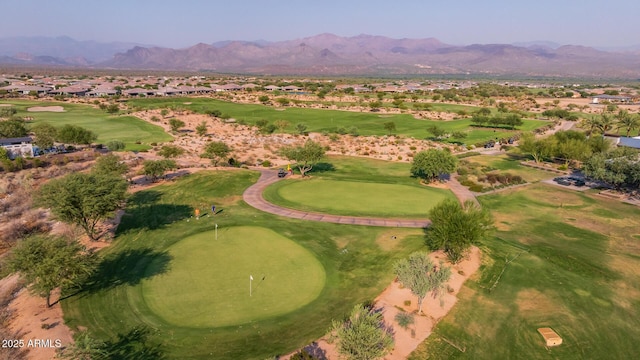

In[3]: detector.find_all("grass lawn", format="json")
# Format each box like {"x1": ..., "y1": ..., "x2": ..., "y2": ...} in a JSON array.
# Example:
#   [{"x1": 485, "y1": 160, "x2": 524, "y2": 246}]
[
  {"x1": 267, "y1": 179, "x2": 452, "y2": 218},
  {"x1": 410, "y1": 183, "x2": 640, "y2": 359},
  {"x1": 263, "y1": 155, "x2": 457, "y2": 218},
  {"x1": 62, "y1": 170, "x2": 426, "y2": 359},
  {"x1": 142, "y1": 226, "x2": 325, "y2": 328},
  {"x1": 460, "y1": 153, "x2": 555, "y2": 183},
  {"x1": 127, "y1": 97, "x2": 547, "y2": 144},
  {"x1": 0, "y1": 100, "x2": 172, "y2": 150}
]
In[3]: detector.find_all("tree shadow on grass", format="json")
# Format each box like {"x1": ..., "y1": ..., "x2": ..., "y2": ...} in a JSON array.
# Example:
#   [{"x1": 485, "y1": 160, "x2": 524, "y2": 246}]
[
  {"x1": 103, "y1": 326, "x2": 165, "y2": 360},
  {"x1": 82, "y1": 248, "x2": 172, "y2": 294},
  {"x1": 311, "y1": 162, "x2": 335, "y2": 173},
  {"x1": 117, "y1": 203, "x2": 192, "y2": 234}
]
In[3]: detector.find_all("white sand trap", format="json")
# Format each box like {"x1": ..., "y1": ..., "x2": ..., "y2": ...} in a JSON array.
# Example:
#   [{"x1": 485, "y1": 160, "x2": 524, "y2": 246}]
[
  {"x1": 0, "y1": 104, "x2": 14, "y2": 107},
  {"x1": 27, "y1": 106, "x2": 65, "y2": 112}
]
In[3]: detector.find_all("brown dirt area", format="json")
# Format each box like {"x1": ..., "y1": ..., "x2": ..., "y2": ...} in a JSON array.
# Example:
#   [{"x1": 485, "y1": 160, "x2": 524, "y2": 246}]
[
  {"x1": 0, "y1": 274, "x2": 72, "y2": 360},
  {"x1": 285, "y1": 246, "x2": 482, "y2": 360},
  {"x1": 133, "y1": 109, "x2": 449, "y2": 168}
]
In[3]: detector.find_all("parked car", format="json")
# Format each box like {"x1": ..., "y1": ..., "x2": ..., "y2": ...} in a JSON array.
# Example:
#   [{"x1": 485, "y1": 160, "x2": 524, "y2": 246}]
[{"x1": 277, "y1": 168, "x2": 287, "y2": 178}]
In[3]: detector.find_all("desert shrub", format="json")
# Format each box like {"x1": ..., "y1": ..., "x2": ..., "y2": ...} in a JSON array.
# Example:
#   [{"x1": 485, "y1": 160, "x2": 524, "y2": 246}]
[
  {"x1": 261, "y1": 160, "x2": 272, "y2": 167},
  {"x1": 403, "y1": 300, "x2": 411, "y2": 307},
  {"x1": 469, "y1": 183, "x2": 484, "y2": 192},
  {"x1": 459, "y1": 179, "x2": 476, "y2": 187},
  {"x1": 457, "y1": 167, "x2": 468, "y2": 176},
  {"x1": 290, "y1": 349, "x2": 320, "y2": 360},
  {"x1": 395, "y1": 312, "x2": 415, "y2": 330}
]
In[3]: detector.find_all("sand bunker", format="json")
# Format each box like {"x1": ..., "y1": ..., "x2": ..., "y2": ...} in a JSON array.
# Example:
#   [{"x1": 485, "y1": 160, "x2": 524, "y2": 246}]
[
  {"x1": 0, "y1": 104, "x2": 14, "y2": 107},
  {"x1": 27, "y1": 106, "x2": 65, "y2": 112}
]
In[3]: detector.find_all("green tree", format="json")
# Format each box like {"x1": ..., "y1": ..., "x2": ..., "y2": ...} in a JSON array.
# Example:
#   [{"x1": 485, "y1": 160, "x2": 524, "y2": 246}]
[
  {"x1": 201, "y1": 141, "x2": 231, "y2": 166},
  {"x1": 583, "y1": 148, "x2": 640, "y2": 189},
  {"x1": 0, "y1": 119, "x2": 28, "y2": 138},
  {"x1": 157, "y1": 144, "x2": 185, "y2": 158},
  {"x1": 31, "y1": 122, "x2": 58, "y2": 149},
  {"x1": 596, "y1": 113, "x2": 616, "y2": 136},
  {"x1": 195, "y1": 120, "x2": 208, "y2": 136},
  {"x1": 0, "y1": 106, "x2": 17, "y2": 118},
  {"x1": 425, "y1": 199, "x2": 494, "y2": 263},
  {"x1": 280, "y1": 140, "x2": 325, "y2": 177},
  {"x1": 105, "y1": 140, "x2": 125, "y2": 151},
  {"x1": 93, "y1": 153, "x2": 128, "y2": 176},
  {"x1": 582, "y1": 116, "x2": 601, "y2": 137},
  {"x1": 616, "y1": 111, "x2": 640, "y2": 137},
  {"x1": 56, "y1": 124, "x2": 97, "y2": 145},
  {"x1": 169, "y1": 118, "x2": 185, "y2": 132},
  {"x1": 36, "y1": 173, "x2": 128, "y2": 240},
  {"x1": 451, "y1": 131, "x2": 467, "y2": 140},
  {"x1": 105, "y1": 103, "x2": 119, "y2": 114},
  {"x1": 394, "y1": 252, "x2": 452, "y2": 314},
  {"x1": 383, "y1": 121, "x2": 396, "y2": 135},
  {"x1": 410, "y1": 149, "x2": 458, "y2": 182},
  {"x1": 330, "y1": 304, "x2": 393, "y2": 360},
  {"x1": 6, "y1": 236, "x2": 96, "y2": 307},
  {"x1": 503, "y1": 114, "x2": 523, "y2": 129},
  {"x1": 142, "y1": 159, "x2": 177, "y2": 182},
  {"x1": 426, "y1": 125, "x2": 447, "y2": 139},
  {"x1": 275, "y1": 97, "x2": 290, "y2": 106},
  {"x1": 0, "y1": 147, "x2": 8, "y2": 160},
  {"x1": 518, "y1": 133, "x2": 555, "y2": 163},
  {"x1": 476, "y1": 107, "x2": 492, "y2": 116}
]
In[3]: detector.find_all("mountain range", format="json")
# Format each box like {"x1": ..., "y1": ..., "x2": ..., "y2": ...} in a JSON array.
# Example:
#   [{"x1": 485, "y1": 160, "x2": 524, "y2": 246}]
[{"x1": 2, "y1": 34, "x2": 640, "y2": 78}]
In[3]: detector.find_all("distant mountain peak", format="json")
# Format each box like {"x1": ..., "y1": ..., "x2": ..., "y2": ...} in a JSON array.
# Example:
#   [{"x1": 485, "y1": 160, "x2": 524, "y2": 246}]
[{"x1": 1, "y1": 34, "x2": 639, "y2": 78}]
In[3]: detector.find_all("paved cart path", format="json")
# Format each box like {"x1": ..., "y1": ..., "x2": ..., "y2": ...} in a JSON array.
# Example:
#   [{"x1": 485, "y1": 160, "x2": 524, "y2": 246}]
[{"x1": 243, "y1": 169, "x2": 437, "y2": 228}]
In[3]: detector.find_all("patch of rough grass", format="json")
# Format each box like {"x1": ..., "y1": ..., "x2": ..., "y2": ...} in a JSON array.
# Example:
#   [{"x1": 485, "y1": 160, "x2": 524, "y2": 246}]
[{"x1": 375, "y1": 228, "x2": 422, "y2": 251}]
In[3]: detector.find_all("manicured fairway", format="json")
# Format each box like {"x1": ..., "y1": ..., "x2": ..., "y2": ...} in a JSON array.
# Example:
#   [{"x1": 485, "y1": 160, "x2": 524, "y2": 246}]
[
  {"x1": 127, "y1": 97, "x2": 548, "y2": 143},
  {"x1": 62, "y1": 170, "x2": 426, "y2": 359},
  {"x1": 410, "y1": 183, "x2": 640, "y2": 359},
  {"x1": 0, "y1": 100, "x2": 172, "y2": 150},
  {"x1": 142, "y1": 226, "x2": 325, "y2": 327},
  {"x1": 269, "y1": 179, "x2": 453, "y2": 217}
]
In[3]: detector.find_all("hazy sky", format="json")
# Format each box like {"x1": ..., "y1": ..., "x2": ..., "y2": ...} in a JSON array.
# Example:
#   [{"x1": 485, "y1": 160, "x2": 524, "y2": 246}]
[{"x1": 3, "y1": 0, "x2": 639, "y2": 48}]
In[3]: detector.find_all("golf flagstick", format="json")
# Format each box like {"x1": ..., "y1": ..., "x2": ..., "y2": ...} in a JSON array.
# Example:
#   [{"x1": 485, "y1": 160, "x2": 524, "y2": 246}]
[{"x1": 250, "y1": 275, "x2": 253, "y2": 297}]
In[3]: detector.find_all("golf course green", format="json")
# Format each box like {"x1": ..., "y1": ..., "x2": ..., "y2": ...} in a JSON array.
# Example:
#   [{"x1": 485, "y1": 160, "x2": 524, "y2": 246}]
[
  {"x1": 265, "y1": 178, "x2": 454, "y2": 218},
  {"x1": 142, "y1": 226, "x2": 325, "y2": 328}
]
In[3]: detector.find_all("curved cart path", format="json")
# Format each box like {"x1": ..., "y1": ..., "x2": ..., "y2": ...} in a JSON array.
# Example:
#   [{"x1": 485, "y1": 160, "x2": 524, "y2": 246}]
[{"x1": 243, "y1": 169, "x2": 434, "y2": 228}]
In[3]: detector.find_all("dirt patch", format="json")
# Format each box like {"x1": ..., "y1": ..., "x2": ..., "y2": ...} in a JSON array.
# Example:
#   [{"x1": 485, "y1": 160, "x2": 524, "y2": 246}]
[
  {"x1": 26, "y1": 106, "x2": 64, "y2": 112},
  {"x1": 285, "y1": 246, "x2": 482, "y2": 360},
  {"x1": 3, "y1": 282, "x2": 72, "y2": 360},
  {"x1": 516, "y1": 289, "x2": 559, "y2": 315}
]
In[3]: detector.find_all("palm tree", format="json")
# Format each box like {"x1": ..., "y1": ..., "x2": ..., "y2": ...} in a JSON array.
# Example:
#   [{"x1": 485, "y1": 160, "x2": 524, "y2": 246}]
[
  {"x1": 596, "y1": 113, "x2": 616, "y2": 136},
  {"x1": 616, "y1": 110, "x2": 640, "y2": 137},
  {"x1": 582, "y1": 116, "x2": 600, "y2": 138}
]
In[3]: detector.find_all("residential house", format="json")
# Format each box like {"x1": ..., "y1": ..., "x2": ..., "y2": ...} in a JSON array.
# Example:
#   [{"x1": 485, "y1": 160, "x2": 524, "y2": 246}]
[{"x1": 0, "y1": 137, "x2": 34, "y2": 159}]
